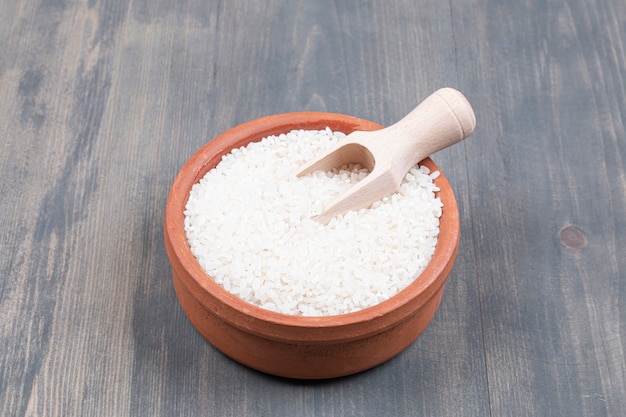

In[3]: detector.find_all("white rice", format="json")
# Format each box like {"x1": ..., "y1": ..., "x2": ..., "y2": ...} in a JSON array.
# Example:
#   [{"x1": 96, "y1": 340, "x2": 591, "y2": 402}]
[{"x1": 184, "y1": 128, "x2": 442, "y2": 316}]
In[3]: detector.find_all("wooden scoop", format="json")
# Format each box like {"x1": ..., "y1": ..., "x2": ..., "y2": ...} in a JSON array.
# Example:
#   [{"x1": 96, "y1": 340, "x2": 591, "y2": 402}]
[{"x1": 297, "y1": 87, "x2": 476, "y2": 224}]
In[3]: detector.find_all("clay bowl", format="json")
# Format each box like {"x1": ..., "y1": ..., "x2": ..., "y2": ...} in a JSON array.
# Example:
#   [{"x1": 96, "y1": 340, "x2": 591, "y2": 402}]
[{"x1": 164, "y1": 112, "x2": 460, "y2": 379}]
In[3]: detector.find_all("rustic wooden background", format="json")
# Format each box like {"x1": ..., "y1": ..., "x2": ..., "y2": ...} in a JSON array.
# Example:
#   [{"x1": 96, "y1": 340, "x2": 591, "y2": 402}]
[{"x1": 1, "y1": 0, "x2": 624, "y2": 416}]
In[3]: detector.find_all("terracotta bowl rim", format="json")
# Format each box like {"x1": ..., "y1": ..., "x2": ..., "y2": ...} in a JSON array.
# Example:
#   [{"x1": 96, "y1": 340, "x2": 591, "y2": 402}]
[{"x1": 164, "y1": 111, "x2": 460, "y2": 342}]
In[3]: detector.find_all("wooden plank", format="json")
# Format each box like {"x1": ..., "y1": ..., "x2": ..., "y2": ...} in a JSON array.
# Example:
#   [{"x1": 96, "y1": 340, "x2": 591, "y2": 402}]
[
  {"x1": 0, "y1": 0, "x2": 624, "y2": 416},
  {"x1": 453, "y1": 0, "x2": 626, "y2": 416}
]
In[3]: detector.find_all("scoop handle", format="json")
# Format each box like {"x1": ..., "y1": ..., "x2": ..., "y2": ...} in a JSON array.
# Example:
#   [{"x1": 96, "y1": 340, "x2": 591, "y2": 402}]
[
  {"x1": 367, "y1": 87, "x2": 476, "y2": 179},
  {"x1": 310, "y1": 88, "x2": 475, "y2": 224}
]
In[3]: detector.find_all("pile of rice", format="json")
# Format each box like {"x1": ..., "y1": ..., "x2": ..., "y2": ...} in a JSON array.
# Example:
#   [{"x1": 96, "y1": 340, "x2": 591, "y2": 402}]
[{"x1": 184, "y1": 128, "x2": 443, "y2": 316}]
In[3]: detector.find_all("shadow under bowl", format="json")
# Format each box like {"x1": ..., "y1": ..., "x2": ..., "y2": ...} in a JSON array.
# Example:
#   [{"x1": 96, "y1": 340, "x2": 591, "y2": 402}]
[{"x1": 164, "y1": 112, "x2": 460, "y2": 379}]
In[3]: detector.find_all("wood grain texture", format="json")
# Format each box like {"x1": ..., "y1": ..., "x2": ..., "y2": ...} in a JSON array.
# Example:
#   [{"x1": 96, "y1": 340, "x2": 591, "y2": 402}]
[
  {"x1": 0, "y1": 0, "x2": 623, "y2": 416},
  {"x1": 451, "y1": 1, "x2": 626, "y2": 416}
]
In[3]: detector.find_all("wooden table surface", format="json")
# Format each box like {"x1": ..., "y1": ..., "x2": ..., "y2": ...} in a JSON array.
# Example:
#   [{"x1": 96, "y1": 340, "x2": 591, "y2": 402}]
[{"x1": 1, "y1": 1, "x2": 624, "y2": 416}]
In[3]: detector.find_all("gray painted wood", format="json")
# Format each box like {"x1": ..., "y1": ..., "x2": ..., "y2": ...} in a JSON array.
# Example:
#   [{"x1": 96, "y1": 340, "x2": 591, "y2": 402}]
[{"x1": 0, "y1": 0, "x2": 623, "y2": 416}]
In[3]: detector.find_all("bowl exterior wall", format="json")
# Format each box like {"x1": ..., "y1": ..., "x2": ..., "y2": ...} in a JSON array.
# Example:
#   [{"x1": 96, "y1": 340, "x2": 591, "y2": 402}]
[{"x1": 172, "y1": 267, "x2": 447, "y2": 379}]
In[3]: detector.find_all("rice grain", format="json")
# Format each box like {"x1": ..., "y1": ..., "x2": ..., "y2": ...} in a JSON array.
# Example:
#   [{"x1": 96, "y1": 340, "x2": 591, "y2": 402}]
[{"x1": 184, "y1": 128, "x2": 442, "y2": 316}]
